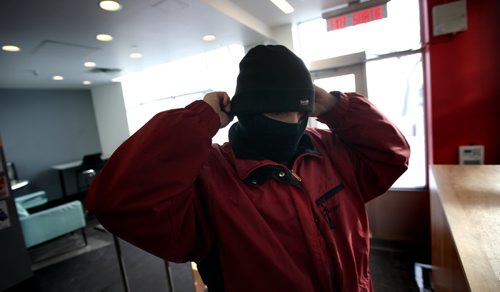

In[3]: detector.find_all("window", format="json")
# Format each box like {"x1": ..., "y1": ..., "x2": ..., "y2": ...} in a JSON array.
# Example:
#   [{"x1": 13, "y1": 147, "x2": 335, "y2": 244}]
[
  {"x1": 120, "y1": 44, "x2": 244, "y2": 144},
  {"x1": 366, "y1": 54, "x2": 425, "y2": 189}
]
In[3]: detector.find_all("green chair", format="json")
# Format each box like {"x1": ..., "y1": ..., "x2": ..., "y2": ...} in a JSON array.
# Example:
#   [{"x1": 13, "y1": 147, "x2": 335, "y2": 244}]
[{"x1": 14, "y1": 191, "x2": 87, "y2": 248}]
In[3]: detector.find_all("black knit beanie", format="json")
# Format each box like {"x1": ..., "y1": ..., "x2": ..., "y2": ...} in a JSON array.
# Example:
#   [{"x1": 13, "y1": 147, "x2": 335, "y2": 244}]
[{"x1": 231, "y1": 45, "x2": 314, "y2": 114}]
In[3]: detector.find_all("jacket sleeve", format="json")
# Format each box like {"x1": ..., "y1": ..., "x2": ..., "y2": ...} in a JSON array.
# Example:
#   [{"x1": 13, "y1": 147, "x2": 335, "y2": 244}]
[
  {"x1": 84, "y1": 100, "x2": 219, "y2": 262},
  {"x1": 315, "y1": 92, "x2": 411, "y2": 202}
]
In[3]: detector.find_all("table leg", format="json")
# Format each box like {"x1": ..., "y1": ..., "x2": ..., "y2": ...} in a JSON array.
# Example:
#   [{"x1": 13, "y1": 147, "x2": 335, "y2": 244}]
[{"x1": 58, "y1": 170, "x2": 67, "y2": 197}]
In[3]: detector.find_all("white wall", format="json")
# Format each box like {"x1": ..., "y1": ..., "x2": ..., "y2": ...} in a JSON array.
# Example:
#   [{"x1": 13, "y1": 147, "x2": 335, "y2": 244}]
[{"x1": 91, "y1": 83, "x2": 130, "y2": 158}]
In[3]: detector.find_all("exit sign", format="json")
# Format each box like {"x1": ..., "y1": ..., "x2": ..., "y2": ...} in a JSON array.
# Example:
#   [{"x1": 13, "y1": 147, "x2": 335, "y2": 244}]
[{"x1": 326, "y1": 4, "x2": 388, "y2": 31}]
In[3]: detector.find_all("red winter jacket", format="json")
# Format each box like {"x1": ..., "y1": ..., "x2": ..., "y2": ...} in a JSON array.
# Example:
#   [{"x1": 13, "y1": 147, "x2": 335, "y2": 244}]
[{"x1": 85, "y1": 92, "x2": 410, "y2": 292}]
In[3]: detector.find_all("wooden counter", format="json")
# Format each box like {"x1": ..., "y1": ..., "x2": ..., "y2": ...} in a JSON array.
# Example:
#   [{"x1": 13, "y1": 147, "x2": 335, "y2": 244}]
[{"x1": 430, "y1": 165, "x2": 500, "y2": 292}]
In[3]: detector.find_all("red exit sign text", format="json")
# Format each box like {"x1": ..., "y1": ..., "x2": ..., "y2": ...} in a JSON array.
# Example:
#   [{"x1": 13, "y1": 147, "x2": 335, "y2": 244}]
[{"x1": 327, "y1": 5, "x2": 387, "y2": 31}]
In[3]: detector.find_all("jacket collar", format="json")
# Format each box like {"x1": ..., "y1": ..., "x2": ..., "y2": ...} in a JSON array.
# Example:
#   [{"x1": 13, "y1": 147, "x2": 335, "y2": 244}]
[{"x1": 221, "y1": 132, "x2": 321, "y2": 185}]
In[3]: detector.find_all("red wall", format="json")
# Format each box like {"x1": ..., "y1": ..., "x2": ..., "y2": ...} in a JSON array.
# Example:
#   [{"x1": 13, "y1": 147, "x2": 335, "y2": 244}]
[{"x1": 425, "y1": 0, "x2": 500, "y2": 164}]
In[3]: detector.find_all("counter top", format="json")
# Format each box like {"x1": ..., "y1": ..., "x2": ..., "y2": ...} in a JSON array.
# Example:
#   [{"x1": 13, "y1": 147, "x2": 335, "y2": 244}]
[{"x1": 430, "y1": 165, "x2": 500, "y2": 291}]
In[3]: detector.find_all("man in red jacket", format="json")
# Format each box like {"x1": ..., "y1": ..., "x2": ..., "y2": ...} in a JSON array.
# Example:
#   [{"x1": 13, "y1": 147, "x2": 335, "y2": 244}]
[{"x1": 85, "y1": 45, "x2": 410, "y2": 291}]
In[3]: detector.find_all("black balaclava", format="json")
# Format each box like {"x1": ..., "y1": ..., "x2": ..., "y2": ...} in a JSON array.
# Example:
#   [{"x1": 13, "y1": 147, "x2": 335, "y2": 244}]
[
  {"x1": 229, "y1": 113, "x2": 309, "y2": 164},
  {"x1": 228, "y1": 45, "x2": 314, "y2": 164}
]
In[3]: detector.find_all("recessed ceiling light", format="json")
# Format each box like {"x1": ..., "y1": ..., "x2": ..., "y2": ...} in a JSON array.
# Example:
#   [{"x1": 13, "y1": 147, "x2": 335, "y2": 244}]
[
  {"x1": 269, "y1": 0, "x2": 294, "y2": 14},
  {"x1": 202, "y1": 34, "x2": 217, "y2": 41},
  {"x1": 52, "y1": 75, "x2": 64, "y2": 81},
  {"x1": 83, "y1": 81, "x2": 92, "y2": 85},
  {"x1": 99, "y1": 0, "x2": 122, "y2": 11},
  {"x1": 96, "y1": 34, "x2": 113, "y2": 42},
  {"x1": 84, "y1": 61, "x2": 97, "y2": 68},
  {"x1": 129, "y1": 52, "x2": 142, "y2": 59},
  {"x1": 2, "y1": 45, "x2": 21, "y2": 52}
]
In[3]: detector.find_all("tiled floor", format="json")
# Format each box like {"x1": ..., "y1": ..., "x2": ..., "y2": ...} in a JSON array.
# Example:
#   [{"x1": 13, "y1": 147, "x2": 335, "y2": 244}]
[{"x1": 8, "y1": 218, "x2": 426, "y2": 292}]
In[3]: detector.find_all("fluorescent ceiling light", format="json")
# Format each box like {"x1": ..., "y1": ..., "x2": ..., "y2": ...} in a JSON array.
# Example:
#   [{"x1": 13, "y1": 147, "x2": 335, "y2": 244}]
[
  {"x1": 129, "y1": 52, "x2": 142, "y2": 59},
  {"x1": 83, "y1": 81, "x2": 92, "y2": 85},
  {"x1": 202, "y1": 34, "x2": 217, "y2": 41},
  {"x1": 84, "y1": 61, "x2": 97, "y2": 67},
  {"x1": 52, "y1": 75, "x2": 64, "y2": 81},
  {"x1": 96, "y1": 34, "x2": 113, "y2": 42},
  {"x1": 2, "y1": 45, "x2": 21, "y2": 52},
  {"x1": 269, "y1": 0, "x2": 294, "y2": 14},
  {"x1": 99, "y1": 1, "x2": 122, "y2": 11}
]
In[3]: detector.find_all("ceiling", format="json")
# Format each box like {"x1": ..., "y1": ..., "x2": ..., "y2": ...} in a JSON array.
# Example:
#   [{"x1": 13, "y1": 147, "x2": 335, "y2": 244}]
[{"x1": 0, "y1": 0, "x2": 348, "y2": 90}]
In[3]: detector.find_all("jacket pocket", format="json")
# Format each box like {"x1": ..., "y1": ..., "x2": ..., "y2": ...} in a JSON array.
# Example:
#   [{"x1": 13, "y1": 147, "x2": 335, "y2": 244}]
[{"x1": 315, "y1": 184, "x2": 344, "y2": 229}]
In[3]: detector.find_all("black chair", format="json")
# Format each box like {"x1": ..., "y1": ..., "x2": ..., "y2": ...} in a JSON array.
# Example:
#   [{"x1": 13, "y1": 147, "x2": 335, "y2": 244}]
[
  {"x1": 77, "y1": 169, "x2": 97, "y2": 193},
  {"x1": 75, "y1": 153, "x2": 105, "y2": 194}
]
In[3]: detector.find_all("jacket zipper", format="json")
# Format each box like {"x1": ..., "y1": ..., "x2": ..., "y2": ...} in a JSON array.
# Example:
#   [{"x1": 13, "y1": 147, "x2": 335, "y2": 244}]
[{"x1": 290, "y1": 169, "x2": 302, "y2": 182}]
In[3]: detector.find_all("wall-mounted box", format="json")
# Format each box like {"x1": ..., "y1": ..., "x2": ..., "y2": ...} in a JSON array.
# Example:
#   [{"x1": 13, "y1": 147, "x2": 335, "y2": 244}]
[
  {"x1": 432, "y1": 0, "x2": 467, "y2": 36},
  {"x1": 459, "y1": 145, "x2": 484, "y2": 165}
]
